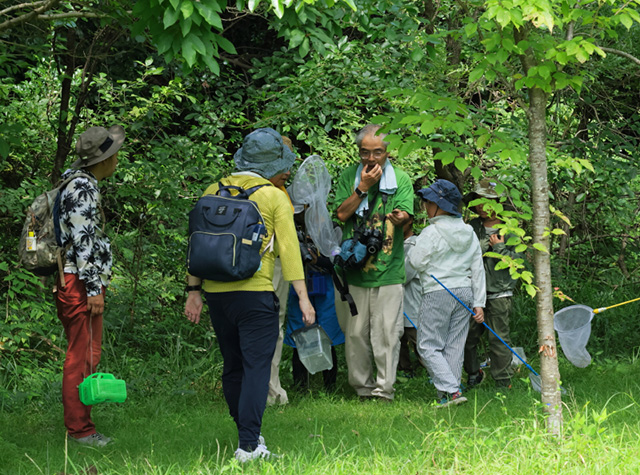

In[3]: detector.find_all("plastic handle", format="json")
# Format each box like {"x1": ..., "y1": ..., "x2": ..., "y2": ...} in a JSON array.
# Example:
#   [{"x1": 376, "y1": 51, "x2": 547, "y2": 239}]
[{"x1": 593, "y1": 296, "x2": 640, "y2": 314}]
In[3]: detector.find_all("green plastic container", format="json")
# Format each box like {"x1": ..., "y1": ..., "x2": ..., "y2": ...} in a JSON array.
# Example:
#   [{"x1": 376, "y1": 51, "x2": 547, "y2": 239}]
[{"x1": 78, "y1": 372, "x2": 127, "y2": 405}]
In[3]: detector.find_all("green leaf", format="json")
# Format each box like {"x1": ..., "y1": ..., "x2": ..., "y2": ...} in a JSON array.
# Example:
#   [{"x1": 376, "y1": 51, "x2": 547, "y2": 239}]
[
  {"x1": 289, "y1": 29, "x2": 305, "y2": 48},
  {"x1": 469, "y1": 66, "x2": 485, "y2": 83},
  {"x1": 248, "y1": 0, "x2": 260, "y2": 11},
  {"x1": 410, "y1": 48, "x2": 424, "y2": 62},
  {"x1": 299, "y1": 36, "x2": 310, "y2": 58},
  {"x1": 502, "y1": 37, "x2": 515, "y2": 51},
  {"x1": 156, "y1": 31, "x2": 175, "y2": 54},
  {"x1": 525, "y1": 284, "x2": 537, "y2": 298},
  {"x1": 619, "y1": 12, "x2": 633, "y2": 30},
  {"x1": 532, "y1": 243, "x2": 549, "y2": 253},
  {"x1": 464, "y1": 22, "x2": 477, "y2": 38},
  {"x1": 496, "y1": 9, "x2": 511, "y2": 28},
  {"x1": 163, "y1": 7, "x2": 180, "y2": 28},
  {"x1": 186, "y1": 33, "x2": 206, "y2": 54},
  {"x1": 181, "y1": 0, "x2": 194, "y2": 18},
  {"x1": 579, "y1": 159, "x2": 595, "y2": 172},
  {"x1": 271, "y1": 0, "x2": 284, "y2": 18},
  {"x1": 203, "y1": 55, "x2": 220, "y2": 75},
  {"x1": 214, "y1": 34, "x2": 237, "y2": 54},
  {"x1": 476, "y1": 133, "x2": 489, "y2": 148},
  {"x1": 195, "y1": 3, "x2": 223, "y2": 29},
  {"x1": 454, "y1": 156, "x2": 469, "y2": 172},
  {"x1": 181, "y1": 17, "x2": 192, "y2": 37},
  {"x1": 342, "y1": 0, "x2": 357, "y2": 11},
  {"x1": 182, "y1": 37, "x2": 196, "y2": 67},
  {"x1": 420, "y1": 119, "x2": 435, "y2": 135},
  {"x1": 434, "y1": 150, "x2": 456, "y2": 165},
  {"x1": 575, "y1": 49, "x2": 589, "y2": 63},
  {"x1": 311, "y1": 28, "x2": 333, "y2": 45}
]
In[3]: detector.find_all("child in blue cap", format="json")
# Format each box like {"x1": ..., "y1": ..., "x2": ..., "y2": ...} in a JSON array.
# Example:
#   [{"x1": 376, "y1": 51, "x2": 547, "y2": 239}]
[{"x1": 407, "y1": 179, "x2": 486, "y2": 407}]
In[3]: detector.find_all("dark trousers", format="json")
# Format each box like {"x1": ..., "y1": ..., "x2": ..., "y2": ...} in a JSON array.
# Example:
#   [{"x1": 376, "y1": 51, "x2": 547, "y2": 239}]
[
  {"x1": 205, "y1": 291, "x2": 279, "y2": 451},
  {"x1": 56, "y1": 273, "x2": 103, "y2": 438},
  {"x1": 292, "y1": 346, "x2": 338, "y2": 391},
  {"x1": 464, "y1": 297, "x2": 514, "y2": 383},
  {"x1": 398, "y1": 327, "x2": 418, "y2": 373}
]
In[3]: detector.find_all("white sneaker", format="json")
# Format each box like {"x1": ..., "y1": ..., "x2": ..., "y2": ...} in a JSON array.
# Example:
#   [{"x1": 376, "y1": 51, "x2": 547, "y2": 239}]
[
  {"x1": 70, "y1": 432, "x2": 111, "y2": 447},
  {"x1": 235, "y1": 444, "x2": 273, "y2": 463}
]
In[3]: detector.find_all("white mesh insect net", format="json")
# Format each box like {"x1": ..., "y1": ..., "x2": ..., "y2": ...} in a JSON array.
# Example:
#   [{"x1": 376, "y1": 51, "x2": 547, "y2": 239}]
[{"x1": 554, "y1": 304, "x2": 594, "y2": 368}]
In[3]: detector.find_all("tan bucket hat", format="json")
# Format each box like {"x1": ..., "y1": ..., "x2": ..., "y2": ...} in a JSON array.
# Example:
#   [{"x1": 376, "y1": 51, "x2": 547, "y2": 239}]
[{"x1": 72, "y1": 125, "x2": 125, "y2": 169}]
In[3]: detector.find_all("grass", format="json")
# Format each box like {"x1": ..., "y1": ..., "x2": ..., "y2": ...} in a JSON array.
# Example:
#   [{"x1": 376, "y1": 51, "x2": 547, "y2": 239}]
[{"x1": 2, "y1": 354, "x2": 640, "y2": 475}]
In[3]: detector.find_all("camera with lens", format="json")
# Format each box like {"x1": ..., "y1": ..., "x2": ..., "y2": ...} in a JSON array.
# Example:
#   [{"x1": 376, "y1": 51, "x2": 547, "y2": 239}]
[
  {"x1": 359, "y1": 228, "x2": 383, "y2": 256},
  {"x1": 297, "y1": 230, "x2": 317, "y2": 264}
]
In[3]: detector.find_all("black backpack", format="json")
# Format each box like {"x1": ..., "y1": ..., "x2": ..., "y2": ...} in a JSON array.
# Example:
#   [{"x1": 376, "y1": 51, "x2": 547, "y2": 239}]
[{"x1": 187, "y1": 182, "x2": 273, "y2": 282}]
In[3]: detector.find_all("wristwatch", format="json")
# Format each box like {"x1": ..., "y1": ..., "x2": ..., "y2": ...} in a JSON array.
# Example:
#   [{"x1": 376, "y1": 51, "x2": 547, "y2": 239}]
[
  {"x1": 355, "y1": 187, "x2": 368, "y2": 199},
  {"x1": 185, "y1": 284, "x2": 202, "y2": 292}
]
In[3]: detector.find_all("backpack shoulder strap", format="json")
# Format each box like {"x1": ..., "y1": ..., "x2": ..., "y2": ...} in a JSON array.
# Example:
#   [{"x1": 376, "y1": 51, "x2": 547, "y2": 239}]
[
  {"x1": 244, "y1": 182, "x2": 273, "y2": 196},
  {"x1": 216, "y1": 181, "x2": 274, "y2": 199}
]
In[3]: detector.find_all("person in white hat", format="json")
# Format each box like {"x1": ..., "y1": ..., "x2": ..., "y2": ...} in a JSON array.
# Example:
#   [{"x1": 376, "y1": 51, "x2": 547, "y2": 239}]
[{"x1": 56, "y1": 125, "x2": 125, "y2": 447}]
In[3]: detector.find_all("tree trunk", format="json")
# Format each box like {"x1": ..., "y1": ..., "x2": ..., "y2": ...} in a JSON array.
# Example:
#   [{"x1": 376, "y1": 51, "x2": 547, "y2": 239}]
[
  {"x1": 52, "y1": 27, "x2": 76, "y2": 184},
  {"x1": 528, "y1": 85, "x2": 562, "y2": 435}
]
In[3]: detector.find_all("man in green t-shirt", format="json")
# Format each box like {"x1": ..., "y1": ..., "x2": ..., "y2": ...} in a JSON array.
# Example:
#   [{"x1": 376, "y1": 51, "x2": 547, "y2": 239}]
[{"x1": 334, "y1": 124, "x2": 414, "y2": 401}]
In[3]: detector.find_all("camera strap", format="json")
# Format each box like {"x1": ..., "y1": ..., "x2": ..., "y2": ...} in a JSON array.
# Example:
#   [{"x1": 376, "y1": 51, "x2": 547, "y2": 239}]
[{"x1": 331, "y1": 266, "x2": 358, "y2": 316}]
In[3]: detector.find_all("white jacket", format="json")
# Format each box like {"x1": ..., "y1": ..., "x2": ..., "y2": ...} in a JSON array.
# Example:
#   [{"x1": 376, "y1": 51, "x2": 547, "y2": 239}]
[{"x1": 407, "y1": 215, "x2": 486, "y2": 308}]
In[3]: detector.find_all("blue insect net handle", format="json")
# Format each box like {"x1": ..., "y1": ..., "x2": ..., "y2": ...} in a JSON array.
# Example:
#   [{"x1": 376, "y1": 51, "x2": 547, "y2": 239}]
[
  {"x1": 429, "y1": 274, "x2": 540, "y2": 377},
  {"x1": 403, "y1": 312, "x2": 417, "y2": 330}
]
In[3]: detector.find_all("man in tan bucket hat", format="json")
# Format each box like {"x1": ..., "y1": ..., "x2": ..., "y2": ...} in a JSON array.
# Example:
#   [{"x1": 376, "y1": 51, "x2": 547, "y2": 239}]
[{"x1": 56, "y1": 124, "x2": 125, "y2": 447}]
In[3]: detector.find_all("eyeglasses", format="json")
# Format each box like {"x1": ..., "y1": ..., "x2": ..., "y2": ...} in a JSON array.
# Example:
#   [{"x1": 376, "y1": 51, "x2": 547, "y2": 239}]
[{"x1": 359, "y1": 148, "x2": 387, "y2": 159}]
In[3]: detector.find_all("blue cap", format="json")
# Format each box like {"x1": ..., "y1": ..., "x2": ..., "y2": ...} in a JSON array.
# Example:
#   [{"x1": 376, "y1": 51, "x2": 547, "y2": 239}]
[{"x1": 417, "y1": 179, "x2": 462, "y2": 217}]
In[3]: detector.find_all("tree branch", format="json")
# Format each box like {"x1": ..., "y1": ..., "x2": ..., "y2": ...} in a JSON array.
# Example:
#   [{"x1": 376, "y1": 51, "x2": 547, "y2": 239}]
[
  {"x1": 0, "y1": 0, "x2": 59, "y2": 33},
  {"x1": 37, "y1": 11, "x2": 105, "y2": 20},
  {"x1": 599, "y1": 46, "x2": 640, "y2": 66},
  {"x1": 0, "y1": 1, "x2": 47, "y2": 17}
]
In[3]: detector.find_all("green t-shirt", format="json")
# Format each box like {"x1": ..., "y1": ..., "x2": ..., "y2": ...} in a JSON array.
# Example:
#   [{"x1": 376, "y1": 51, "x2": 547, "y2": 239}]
[{"x1": 334, "y1": 163, "x2": 414, "y2": 288}]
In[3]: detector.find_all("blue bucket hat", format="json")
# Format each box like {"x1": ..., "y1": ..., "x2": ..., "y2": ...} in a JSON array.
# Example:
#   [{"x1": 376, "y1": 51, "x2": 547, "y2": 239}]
[
  {"x1": 233, "y1": 128, "x2": 296, "y2": 179},
  {"x1": 417, "y1": 179, "x2": 462, "y2": 217}
]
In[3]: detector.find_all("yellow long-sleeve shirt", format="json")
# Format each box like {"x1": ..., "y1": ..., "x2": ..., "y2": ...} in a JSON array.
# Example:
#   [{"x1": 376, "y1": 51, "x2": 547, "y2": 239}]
[{"x1": 200, "y1": 173, "x2": 304, "y2": 293}]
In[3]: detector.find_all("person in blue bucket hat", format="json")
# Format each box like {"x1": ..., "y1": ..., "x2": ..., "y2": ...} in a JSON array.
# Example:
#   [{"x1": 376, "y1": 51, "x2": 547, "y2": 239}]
[
  {"x1": 184, "y1": 128, "x2": 315, "y2": 462},
  {"x1": 406, "y1": 179, "x2": 486, "y2": 408}
]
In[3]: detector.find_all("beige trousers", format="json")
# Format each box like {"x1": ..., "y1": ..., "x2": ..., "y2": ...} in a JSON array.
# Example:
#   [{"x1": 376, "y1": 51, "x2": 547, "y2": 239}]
[
  {"x1": 335, "y1": 284, "x2": 404, "y2": 400},
  {"x1": 267, "y1": 258, "x2": 289, "y2": 406}
]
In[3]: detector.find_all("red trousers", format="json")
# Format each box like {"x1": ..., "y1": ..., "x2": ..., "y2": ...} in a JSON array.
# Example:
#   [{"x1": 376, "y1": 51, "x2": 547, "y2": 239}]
[{"x1": 55, "y1": 273, "x2": 103, "y2": 438}]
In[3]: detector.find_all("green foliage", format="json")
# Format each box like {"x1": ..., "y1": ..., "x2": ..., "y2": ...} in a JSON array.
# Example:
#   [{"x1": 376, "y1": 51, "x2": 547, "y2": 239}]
[{"x1": 132, "y1": 0, "x2": 358, "y2": 73}]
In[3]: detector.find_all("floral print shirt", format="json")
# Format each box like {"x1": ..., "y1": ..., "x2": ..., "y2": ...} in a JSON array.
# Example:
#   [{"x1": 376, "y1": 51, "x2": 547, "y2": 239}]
[{"x1": 59, "y1": 169, "x2": 112, "y2": 296}]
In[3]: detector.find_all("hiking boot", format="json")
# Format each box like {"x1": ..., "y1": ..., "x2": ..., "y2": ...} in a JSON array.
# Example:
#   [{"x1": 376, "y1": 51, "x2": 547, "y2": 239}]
[
  {"x1": 436, "y1": 391, "x2": 468, "y2": 408},
  {"x1": 69, "y1": 432, "x2": 111, "y2": 447},
  {"x1": 235, "y1": 444, "x2": 276, "y2": 463},
  {"x1": 466, "y1": 369, "x2": 485, "y2": 389}
]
